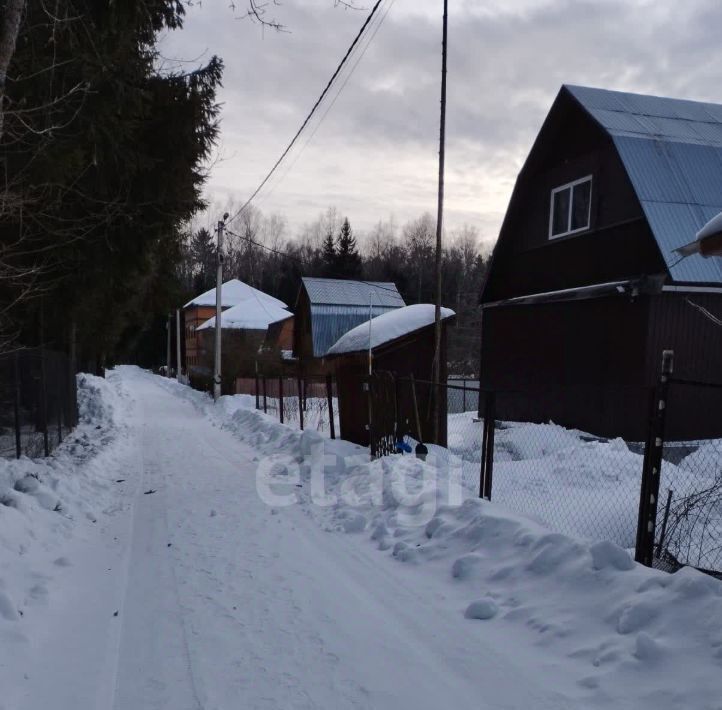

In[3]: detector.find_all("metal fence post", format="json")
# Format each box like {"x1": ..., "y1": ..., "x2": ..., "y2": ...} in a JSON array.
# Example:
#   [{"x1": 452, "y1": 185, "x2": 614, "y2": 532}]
[
  {"x1": 279, "y1": 376, "x2": 284, "y2": 424},
  {"x1": 13, "y1": 351, "x2": 21, "y2": 459},
  {"x1": 262, "y1": 375, "x2": 267, "y2": 414},
  {"x1": 56, "y1": 371, "x2": 62, "y2": 445},
  {"x1": 39, "y1": 349, "x2": 49, "y2": 457},
  {"x1": 297, "y1": 375, "x2": 304, "y2": 430},
  {"x1": 479, "y1": 391, "x2": 496, "y2": 500},
  {"x1": 635, "y1": 350, "x2": 673, "y2": 566},
  {"x1": 255, "y1": 365, "x2": 260, "y2": 410},
  {"x1": 326, "y1": 374, "x2": 336, "y2": 440}
]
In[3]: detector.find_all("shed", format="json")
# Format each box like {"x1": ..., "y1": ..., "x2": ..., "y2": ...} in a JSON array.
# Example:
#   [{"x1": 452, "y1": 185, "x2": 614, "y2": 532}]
[
  {"x1": 326, "y1": 304, "x2": 455, "y2": 449},
  {"x1": 184, "y1": 279, "x2": 288, "y2": 390},
  {"x1": 293, "y1": 277, "x2": 405, "y2": 374},
  {"x1": 480, "y1": 84, "x2": 722, "y2": 440}
]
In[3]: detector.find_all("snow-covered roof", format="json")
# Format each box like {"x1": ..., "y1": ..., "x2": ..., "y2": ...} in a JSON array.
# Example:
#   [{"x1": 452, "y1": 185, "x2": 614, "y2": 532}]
[
  {"x1": 302, "y1": 277, "x2": 405, "y2": 308},
  {"x1": 184, "y1": 279, "x2": 288, "y2": 310},
  {"x1": 197, "y1": 299, "x2": 291, "y2": 332},
  {"x1": 326, "y1": 304, "x2": 455, "y2": 356}
]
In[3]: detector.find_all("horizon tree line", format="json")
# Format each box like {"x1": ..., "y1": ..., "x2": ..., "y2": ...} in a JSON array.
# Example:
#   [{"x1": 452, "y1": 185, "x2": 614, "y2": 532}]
[{"x1": 180, "y1": 205, "x2": 488, "y2": 374}]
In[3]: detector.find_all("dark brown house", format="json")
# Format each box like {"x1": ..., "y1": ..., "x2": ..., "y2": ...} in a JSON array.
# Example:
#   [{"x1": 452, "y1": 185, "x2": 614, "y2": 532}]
[
  {"x1": 480, "y1": 85, "x2": 722, "y2": 441},
  {"x1": 327, "y1": 304, "x2": 455, "y2": 448}
]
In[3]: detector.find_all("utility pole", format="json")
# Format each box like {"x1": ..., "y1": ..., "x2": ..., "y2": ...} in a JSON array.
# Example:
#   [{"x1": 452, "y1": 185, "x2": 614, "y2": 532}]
[
  {"x1": 166, "y1": 313, "x2": 172, "y2": 377},
  {"x1": 213, "y1": 214, "x2": 228, "y2": 401},
  {"x1": 432, "y1": 0, "x2": 449, "y2": 443},
  {"x1": 175, "y1": 309, "x2": 182, "y2": 382}
]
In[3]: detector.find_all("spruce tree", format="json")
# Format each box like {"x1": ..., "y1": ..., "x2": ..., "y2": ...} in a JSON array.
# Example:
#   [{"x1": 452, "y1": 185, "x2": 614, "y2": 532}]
[
  {"x1": 1, "y1": 1, "x2": 222, "y2": 366},
  {"x1": 336, "y1": 218, "x2": 362, "y2": 279}
]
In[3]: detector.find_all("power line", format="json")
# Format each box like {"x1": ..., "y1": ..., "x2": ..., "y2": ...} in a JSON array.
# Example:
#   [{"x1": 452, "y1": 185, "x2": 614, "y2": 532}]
[
  {"x1": 225, "y1": 0, "x2": 385, "y2": 229},
  {"x1": 255, "y1": 0, "x2": 397, "y2": 209}
]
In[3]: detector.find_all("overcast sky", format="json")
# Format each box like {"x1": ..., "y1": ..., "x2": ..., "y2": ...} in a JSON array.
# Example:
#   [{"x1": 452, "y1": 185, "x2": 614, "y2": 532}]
[{"x1": 161, "y1": 0, "x2": 722, "y2": 247}]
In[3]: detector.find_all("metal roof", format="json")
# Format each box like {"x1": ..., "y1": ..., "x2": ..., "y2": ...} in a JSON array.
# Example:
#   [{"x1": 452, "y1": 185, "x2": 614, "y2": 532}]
[
  {"x1": 565, "y1": 85, "x2": 722, "y2": 284},
  {"x1": 309, "y1": 304, "x2": 400, "y2": 358},
  {"x1": 301, "y1": 277, "x2": 405, "y2": 308}
]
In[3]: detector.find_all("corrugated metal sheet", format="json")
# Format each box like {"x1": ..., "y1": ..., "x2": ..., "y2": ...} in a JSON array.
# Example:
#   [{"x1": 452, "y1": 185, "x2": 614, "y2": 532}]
[
  {"x1": 302, "y1": 277, "x2": 405, "y2": 308},
  {"x1": 310, "y1": 304, "x2": 399, "y2": 357},
  {"x1": 566, "y1": 85, "x2": 722, "y2": 283}
]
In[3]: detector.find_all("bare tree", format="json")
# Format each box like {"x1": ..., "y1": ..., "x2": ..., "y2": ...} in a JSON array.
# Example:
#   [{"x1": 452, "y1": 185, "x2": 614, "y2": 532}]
[{"x1": 0, "y1": 0, "x2": 25, "y2": 140}]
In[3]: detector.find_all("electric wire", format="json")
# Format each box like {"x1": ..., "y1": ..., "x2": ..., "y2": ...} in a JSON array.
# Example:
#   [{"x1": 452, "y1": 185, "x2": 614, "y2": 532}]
[{"x1": 224, "y1": 0, "x2": 386, "y2": 230}]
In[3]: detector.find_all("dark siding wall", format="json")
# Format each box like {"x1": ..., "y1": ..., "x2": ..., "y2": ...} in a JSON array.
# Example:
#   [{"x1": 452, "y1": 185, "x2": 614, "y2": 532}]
[
  {"x1": 646, "y1": 293, "x2": 722, "y2": 440},
  {"x1": 484, "y1": 91, "x2": 665, "y2": 302},
  {"x1": 480, "y1": 296, "x2": 652, "y2": 439},
  {"x1": 646, "y1": 293, "x2": 722, "y2": 385}
]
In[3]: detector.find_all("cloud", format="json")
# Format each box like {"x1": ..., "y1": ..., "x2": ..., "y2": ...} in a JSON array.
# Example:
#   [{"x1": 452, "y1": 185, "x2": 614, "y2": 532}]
[{"x1": 161, "y1": 0, "x2": 722, "y2": 246}]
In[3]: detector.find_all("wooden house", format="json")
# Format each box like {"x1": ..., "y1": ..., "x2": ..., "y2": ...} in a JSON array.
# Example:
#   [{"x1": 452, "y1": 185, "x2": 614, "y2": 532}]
[
  {"x1": 293, "y1": 277, "x2": 405, "y2": 375},
  {"x1": 480, "y1": 85, "x2": 722, "y2": 441},
  {"x1": 183, "y1": 279, "x2": 288, "y2": 389},
  {"x1": 326, "y1": 304, "x2": 455, "y2": 448}
]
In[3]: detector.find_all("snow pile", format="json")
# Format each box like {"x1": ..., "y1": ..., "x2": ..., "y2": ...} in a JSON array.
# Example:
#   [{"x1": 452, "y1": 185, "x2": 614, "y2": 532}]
[
  {"x1": 308, "y1": 458, "x2": 722, "y2": 709},
  {"x1": 326, "y1": 304, "x2": 455, "y2": 355},
  {"x1": 0, "y1": 372, "x2": 134, "y2": 673},
  {"x1": 197, "y1": 299, "x2": 290, "y2": 332},
  {"x1": 184, "y1": 278, "x2": 287, "y2": 310}
]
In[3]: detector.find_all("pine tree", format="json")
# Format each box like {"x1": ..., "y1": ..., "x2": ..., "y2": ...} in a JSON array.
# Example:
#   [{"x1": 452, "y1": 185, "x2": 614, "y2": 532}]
[{"x1": 336, "y1": 217, "x2": 362, "y2": 279}]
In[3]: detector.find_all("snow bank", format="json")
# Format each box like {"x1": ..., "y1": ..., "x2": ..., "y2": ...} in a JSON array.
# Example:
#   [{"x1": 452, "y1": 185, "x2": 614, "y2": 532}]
[
  {"x1": 0, "y1": 371, "x2": 134, "y2": 673},
  {"x1": 327, "y1": 304, "x2": 455, "y2": 355}
]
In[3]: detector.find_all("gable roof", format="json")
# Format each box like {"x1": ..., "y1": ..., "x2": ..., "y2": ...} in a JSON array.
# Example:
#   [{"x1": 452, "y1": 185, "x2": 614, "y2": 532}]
[
  {"x1": 565, "y1": 85, "x2": 722, "y2": 284},
  {"x1": 184, "y1": 279, "x2": 288, "y2": 310},
  {"x1": 301, "y1": 277, "x2": 405, "y2": 308}
]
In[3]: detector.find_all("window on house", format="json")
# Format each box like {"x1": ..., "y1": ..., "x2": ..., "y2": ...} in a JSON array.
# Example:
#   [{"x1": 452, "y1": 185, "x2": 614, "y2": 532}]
[{"x1": 549, "y1": 176, "x2": 592, "y2": 238}]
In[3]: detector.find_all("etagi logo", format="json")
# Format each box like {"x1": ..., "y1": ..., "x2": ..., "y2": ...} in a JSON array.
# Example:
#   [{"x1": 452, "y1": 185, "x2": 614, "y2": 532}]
[{"x1": 255, "y1": 438, "x2": 465, "y2": 528}]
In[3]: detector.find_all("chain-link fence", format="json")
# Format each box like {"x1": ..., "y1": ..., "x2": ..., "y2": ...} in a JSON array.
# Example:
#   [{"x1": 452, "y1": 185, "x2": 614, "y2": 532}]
[
  {"x1": 0, "y1": 348, "x2": 78, "y2": 459},
  {"x1": 655, "y1": 381, "x2": 722, "y2": 576},
  {"x1": 256, "y1": 375, "x2": 338, "y2": 439},
  {"x1": 481, "y1": 388, "x2": 646, "y2": 550}
]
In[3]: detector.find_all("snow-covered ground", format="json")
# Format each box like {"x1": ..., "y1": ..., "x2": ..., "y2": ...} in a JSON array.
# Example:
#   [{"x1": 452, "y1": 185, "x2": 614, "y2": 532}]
[{"x1": 1, "y1": 367, "x2": 721, "y2": 710}]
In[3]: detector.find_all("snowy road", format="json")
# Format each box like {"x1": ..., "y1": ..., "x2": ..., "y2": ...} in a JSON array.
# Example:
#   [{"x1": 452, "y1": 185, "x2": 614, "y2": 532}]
[
  {"x1": 102, "y1": 369, "x2": 573, "y2": 710},
  {"x1": 7, "y1": 368, "x2": 721, "y2": 710}
]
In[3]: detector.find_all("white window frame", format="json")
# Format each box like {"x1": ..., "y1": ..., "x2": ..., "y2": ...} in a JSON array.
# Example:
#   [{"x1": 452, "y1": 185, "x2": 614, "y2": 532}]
[{"x1": 548, "y1": 175, "x2": 593, "y2": 239}]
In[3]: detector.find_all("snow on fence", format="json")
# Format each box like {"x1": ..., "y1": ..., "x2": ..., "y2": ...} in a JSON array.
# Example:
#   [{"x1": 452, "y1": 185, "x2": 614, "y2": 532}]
[
  {"x1": 0, "y1": 349, "x2": 78, "y2": 460},
  {"x1": 473, "y1": 384, "x2": 722, "y2": 577}
]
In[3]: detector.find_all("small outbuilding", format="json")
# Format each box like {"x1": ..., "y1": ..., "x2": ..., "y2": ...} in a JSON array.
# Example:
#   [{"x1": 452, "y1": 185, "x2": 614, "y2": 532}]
[
  {"x1": 326, "y1": 304, "x2": 455, "y2": 449},
  {"x1": 293, "y1": 277, "x2": 406, "y2": 375},
  {"x1": 184, "y1": 279, "x2": 288, "y2": 389}
]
